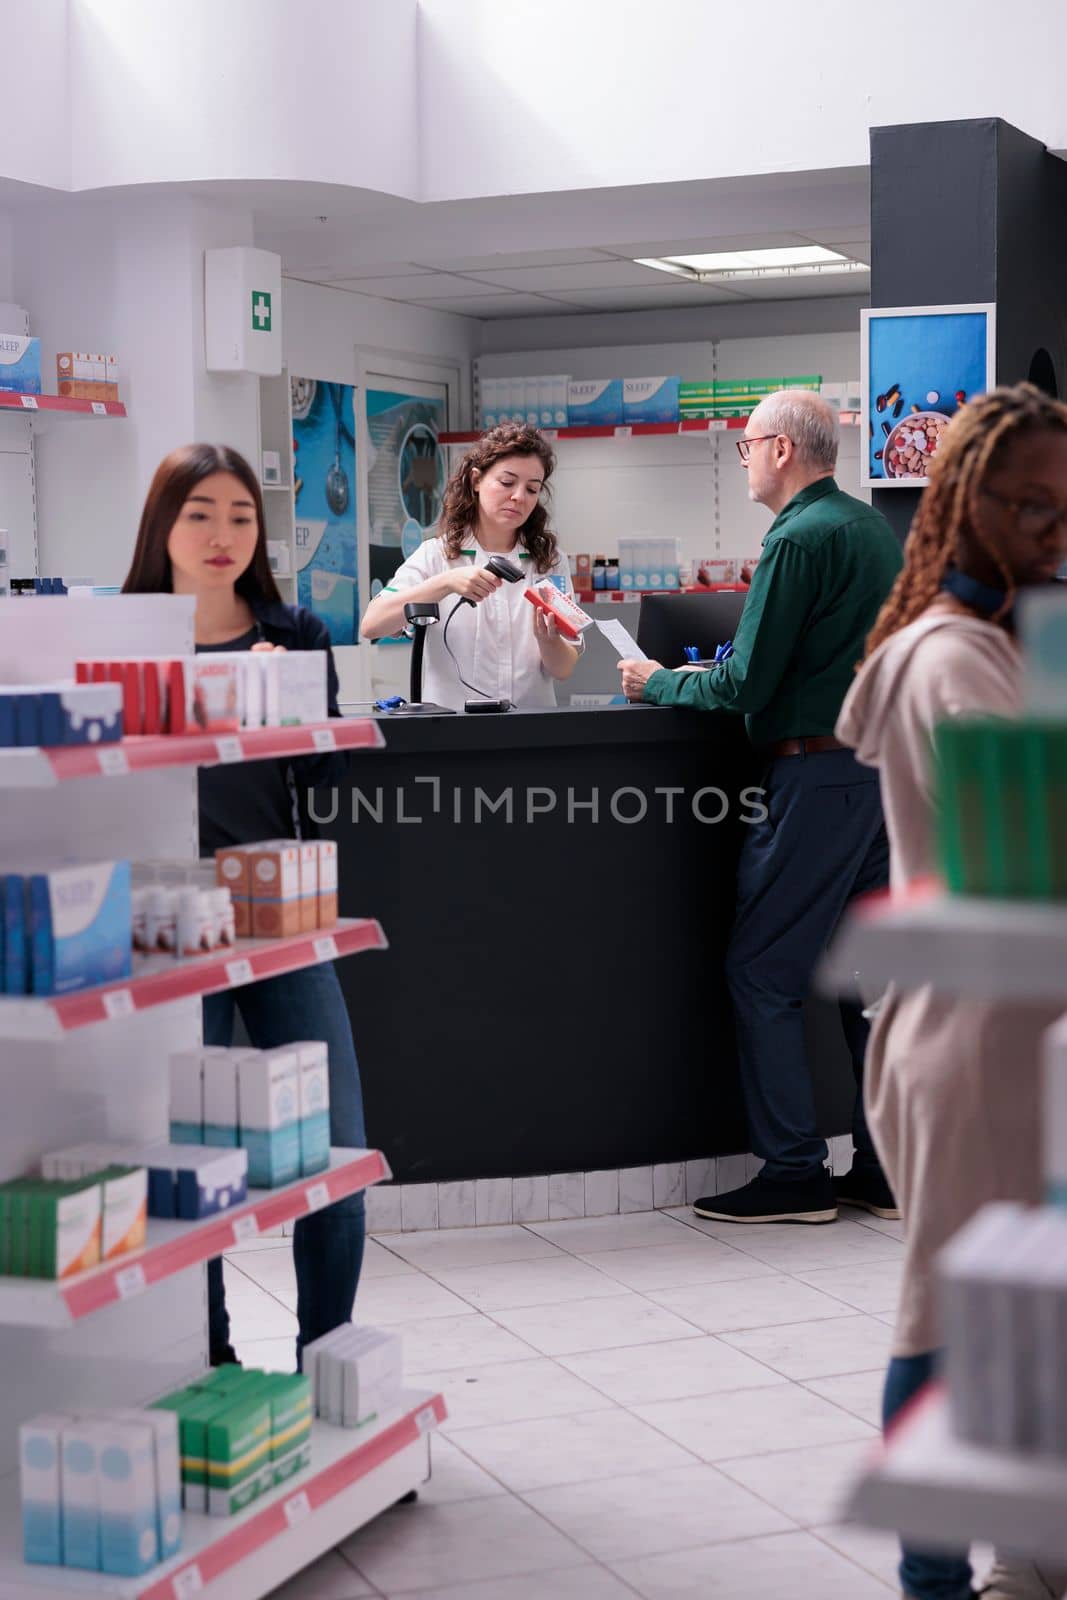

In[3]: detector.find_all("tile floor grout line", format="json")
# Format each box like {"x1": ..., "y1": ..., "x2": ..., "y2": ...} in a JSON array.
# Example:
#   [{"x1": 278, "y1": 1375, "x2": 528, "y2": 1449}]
[{"x1": 808, "y1": 1526, "x2": 899, "y2": 1593}]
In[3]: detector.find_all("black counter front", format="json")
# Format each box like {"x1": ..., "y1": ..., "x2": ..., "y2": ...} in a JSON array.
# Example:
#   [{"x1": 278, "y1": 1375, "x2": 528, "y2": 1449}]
[{"x1": 323, "y1": 707, "x2": 853, "y2": 1184}]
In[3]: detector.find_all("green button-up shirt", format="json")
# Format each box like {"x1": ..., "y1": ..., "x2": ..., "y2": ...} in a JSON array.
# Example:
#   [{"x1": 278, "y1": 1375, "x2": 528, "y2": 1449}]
[{"x1": 642, "y1": 477, "x2": 903, "y2": 746}]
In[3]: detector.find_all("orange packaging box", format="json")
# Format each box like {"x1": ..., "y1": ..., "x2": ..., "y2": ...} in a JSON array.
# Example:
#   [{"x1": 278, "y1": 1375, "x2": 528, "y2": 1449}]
[
  {"x1": 248, "y1": 844, "x2": 302, "y2": 938},
  {"x1": 298, "y1": 843, "x2": 319, "y2": 933},
  {"x1": 216, "y1": 846, "x2": 253, "y2": 898},
  {"x1": 316, "y1": 840, "x2": 338, "y2": 927}
]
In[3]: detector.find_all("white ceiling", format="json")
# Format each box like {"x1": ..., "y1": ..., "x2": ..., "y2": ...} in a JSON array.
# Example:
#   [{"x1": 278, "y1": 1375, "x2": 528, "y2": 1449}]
[
  {"x1": 250, "y1": 169, "x2": 871, "y2": 322},
  {"x1": 286, "y1": 235, "x2": 870, "y2": 319}
]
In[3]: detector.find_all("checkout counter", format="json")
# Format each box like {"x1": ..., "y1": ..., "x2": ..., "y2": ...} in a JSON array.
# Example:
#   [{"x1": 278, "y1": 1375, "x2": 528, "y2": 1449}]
[{"x1": 323, "y1": 700, "x2": 858, "y2": 1185}]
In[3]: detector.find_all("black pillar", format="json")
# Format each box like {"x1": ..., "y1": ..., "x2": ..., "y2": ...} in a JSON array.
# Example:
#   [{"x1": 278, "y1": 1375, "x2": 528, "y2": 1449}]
[{"x1": 870, "y1": 117, "x2": 1067, "y2": 543}]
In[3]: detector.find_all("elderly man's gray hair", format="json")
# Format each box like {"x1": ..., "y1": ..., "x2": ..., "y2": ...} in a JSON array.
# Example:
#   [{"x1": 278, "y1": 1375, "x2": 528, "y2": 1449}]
[{"x1": 753, "y1": 390, "x2": 838, "y2": 472}]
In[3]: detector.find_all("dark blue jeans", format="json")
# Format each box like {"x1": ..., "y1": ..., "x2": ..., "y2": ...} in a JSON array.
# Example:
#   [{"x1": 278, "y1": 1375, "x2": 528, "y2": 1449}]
[
  {"x1": 203, "y1": 962, "x2": 367, "y2": 1367},
  {"x1": 884, "y1": 1352, "x2": 972, "y2": 1598},
  {"x1": 724, "y1": 747, "x2": 889, "y2": 1182}
]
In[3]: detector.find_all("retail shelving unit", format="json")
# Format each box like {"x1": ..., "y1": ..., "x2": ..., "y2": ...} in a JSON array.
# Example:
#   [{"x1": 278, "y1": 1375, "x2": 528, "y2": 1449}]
[
  {"x1": 824, "y1": 880, "x2": 1067, "y2": 1557},
  {"x1": 0, "y1": 595, "x2": 443, "y2": 1597},
  {"x1": 0, "y1": 394, "x2": 127, "y2": 419},
  {"x1": 258, "y1": 372, "x2": 297, "y2": 600},
  {"x1": 848, "y1": 1385, "x2": 1067, "y2": 1566},
  {"x1": 439, "y1": 412, "x2": 862, "y2": 446},
  {"x1": 0, "y1": 1394, "x2": 447, "y2": 1600}
]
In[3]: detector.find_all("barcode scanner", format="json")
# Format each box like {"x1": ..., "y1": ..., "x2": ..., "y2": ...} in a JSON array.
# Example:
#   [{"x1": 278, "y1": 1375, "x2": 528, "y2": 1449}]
[{"x1": 460, "y1": 553, "x2": 525, "y2": 603}]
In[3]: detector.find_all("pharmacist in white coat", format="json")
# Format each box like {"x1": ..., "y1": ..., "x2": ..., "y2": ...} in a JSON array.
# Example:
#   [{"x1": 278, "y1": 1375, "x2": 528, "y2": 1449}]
[{"x1": 360, "y1": 422, "x2": 581, "y2": 710}]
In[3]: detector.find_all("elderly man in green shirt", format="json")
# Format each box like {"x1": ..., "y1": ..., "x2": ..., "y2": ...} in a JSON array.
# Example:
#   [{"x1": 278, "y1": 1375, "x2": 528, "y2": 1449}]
[{"x1": 620, "y1": 390, "x2": 903, "y2": 1225}]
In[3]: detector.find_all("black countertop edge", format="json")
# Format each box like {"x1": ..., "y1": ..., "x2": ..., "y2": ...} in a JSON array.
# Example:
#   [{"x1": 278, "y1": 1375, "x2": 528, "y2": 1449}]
[{"x1": 342, "y1": 703, "x2": 738, "y2": 754}]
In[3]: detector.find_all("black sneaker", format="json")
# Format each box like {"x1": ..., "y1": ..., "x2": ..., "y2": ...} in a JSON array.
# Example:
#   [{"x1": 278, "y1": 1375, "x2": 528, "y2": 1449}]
[
  {"x1": 833, "y1": 1166, "x2": 900, "y2": 1221},
  {"x1": 693, "y1": 1169, "x2": 838, "y2": 1225}
]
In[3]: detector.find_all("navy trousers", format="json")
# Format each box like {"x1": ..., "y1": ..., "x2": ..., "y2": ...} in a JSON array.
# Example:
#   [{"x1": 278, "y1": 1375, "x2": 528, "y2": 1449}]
[
  {"x1": 203, "y1": 962, "x2": 367, "y2": 1366},
  {"x1": 724, "y1": 746, "x2": 889, "y2": 1182}
]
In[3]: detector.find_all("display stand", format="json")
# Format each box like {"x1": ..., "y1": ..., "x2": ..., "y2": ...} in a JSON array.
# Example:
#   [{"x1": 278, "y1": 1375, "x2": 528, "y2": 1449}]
[
  {"x1": 0, "y1": 595, "x2": 443, "y2": 1597},
  {"x1": 824, "y1": 880, "x2": 1067, "y2": 1556}
]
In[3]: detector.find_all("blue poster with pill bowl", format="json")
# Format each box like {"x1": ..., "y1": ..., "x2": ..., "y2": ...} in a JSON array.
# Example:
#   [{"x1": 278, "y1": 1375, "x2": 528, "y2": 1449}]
[
  {"x1": 291, "y1": 379, "x2": 358, "y2": 643},
  {"x1": 861, "y1": 306, "x2": 994, "y2": 487}
]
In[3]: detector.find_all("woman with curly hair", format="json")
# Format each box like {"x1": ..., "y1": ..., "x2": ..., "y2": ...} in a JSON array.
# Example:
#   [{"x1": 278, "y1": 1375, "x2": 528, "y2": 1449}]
[
  {"x1": 838, "y1": 383, "x2": 1067, "y2": 1600},
  {"x1": 360, "y1": 422, "x2": 581, "y2": 710}
]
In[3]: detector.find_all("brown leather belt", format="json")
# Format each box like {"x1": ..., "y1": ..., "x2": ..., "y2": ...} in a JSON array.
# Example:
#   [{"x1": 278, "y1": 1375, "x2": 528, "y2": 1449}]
[{"x1": 767, "y1": 734, "x2": 847, "y2": 758}]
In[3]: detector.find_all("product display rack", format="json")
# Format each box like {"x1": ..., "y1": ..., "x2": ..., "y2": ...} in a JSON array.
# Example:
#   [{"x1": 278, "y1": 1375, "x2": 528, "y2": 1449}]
[
  {"x1": 846, "y1": 1386, "x2": 1067, "y2": 1566},
  {"x1": 0, "y1": 595, "x2": 435, "y2": 1599},
  {"x1": 0, "y1": 1148, "x2": 389, "y2": 1327},
  {"x1": 0, "y1": 1394, "x2": 446, "y2": 1600},
  {"x1": 819, "y1": 877, "x2": 1067, "y2": 1001},
  {"x1": 0, "y1": 719, "x2": 384, "y2": 788},
  {"x1": 0, "y1": 394, "x2": 127, "y2": 419},
  {"x1": 826, "y1": 876, "x2": 1067, "y2": 1557},
  {"x1": 439, "y1": 412, "x2": 862, "y2": 445},
  {"x1": 0, "y1": 919, "x2": 387, "y2": 1039}
]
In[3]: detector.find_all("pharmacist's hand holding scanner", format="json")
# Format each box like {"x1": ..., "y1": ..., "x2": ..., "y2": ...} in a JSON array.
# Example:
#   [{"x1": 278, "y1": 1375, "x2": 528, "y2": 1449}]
[{"x1": 360, "y1": 422, "x2": 582, "y2": 712}]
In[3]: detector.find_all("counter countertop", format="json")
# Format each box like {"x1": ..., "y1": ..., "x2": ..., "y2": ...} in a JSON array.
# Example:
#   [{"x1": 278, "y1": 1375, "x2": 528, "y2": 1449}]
[{"x1": 339, "y1": 703, "x2": 738, "y2": 755}]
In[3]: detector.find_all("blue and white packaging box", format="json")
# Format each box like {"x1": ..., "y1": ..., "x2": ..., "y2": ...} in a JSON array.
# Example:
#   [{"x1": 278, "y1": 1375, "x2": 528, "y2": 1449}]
[
  {"x1": 20, "y1": 1413, "x2": 69, "y2": 1565},
  {"x1": 293, "y1": 1040, "x2": 331, "y2": 1175},
  {"x1": 35, "y1": 683, "x2": 123, "y2": 748},
  {"x1": 202, "y1": 1052, "x2": 244, "y2": 1147},
  {"x1": 3, "y1": 873, "x2": 26, "y2": 994},
  {"x1": 29, "y1": 861, "x2": 132, "y2": 997},
  {"x1": 566, "y1": 379, "x2": 623, "y2": 428},
  {"x1": 169, "y1": 1050, "x2": 206, "y2": 1144},
  {"x1": 479, "y1": 377, "x2": 500, "y2": 430},
  {"x1": 238, "y1": 1048, "x2": 301, "y2": 1187},
  {"x1": 647, "y1": 540, "x2": 665, "y2": 590},
  {"x1": 618, "y1": 540, "x2": 636, "y2": 591},
  {"x1": 113, "y1": 1409, "x2": 181, "y2": 1561},
  {"x1": 0, "y1": 335, "x2": 41, "y2": 395},
  {"x1": 623, "y1": 377, "x2": 680, "y2": 424},
  {"x1": 60, "y1": 1421, "x2": 100, "y2": 1570},
  {"x1": 139, "y1": 1144, "x2": 248, "y2": 1220},
  {"x1": 96, "y1": 1420, "x2": 158, "y2": 1577},
  {"x1": 663, "y1": 538, "x2": 680, "y2": 590}
]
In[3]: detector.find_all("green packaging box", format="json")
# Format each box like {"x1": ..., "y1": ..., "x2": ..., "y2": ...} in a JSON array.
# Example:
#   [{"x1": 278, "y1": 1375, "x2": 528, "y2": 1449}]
[
  {"x1": 154, "y1": 1371, "x2": 261, "y2": 1512},
  {"x1": 936, "y1": 717, "x2": 1067, "y2": 900},
  {"x1": 206, "y1": 1385, "x2": 273, "y2": 1517},
  {"x1": 261, "y1": 1373, "x2": 312, "y2": 1487}
]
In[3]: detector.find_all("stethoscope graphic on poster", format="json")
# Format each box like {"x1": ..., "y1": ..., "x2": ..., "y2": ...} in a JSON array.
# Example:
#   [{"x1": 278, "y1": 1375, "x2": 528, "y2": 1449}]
[{"x1": 290, "y1": 378, "x2": 355, "y2": 516}]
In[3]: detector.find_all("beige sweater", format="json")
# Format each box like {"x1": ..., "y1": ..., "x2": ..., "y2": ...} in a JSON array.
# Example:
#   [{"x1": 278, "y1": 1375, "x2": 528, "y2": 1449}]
[{"x1": 837, "y1": 611, "x2": 1061, "y2": 1355}]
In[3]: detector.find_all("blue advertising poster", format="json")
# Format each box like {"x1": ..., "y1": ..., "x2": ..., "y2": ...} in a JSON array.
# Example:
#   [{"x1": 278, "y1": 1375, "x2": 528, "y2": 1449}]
[
  {"x1": 291, "y1": 377, "x2": 358, "y2": 643},
  {"x1": 365, "y1": 386, "x2": 447, "y2": 643},
  {"x1": 861, "y1": 305, "x2": 995, "y2": 487}
]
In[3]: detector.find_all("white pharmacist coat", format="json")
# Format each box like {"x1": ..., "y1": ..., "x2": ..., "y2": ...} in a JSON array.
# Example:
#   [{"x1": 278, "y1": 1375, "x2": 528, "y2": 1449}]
[{"x1": 381, "y1": 536, "x2": 580, "y2": 712}]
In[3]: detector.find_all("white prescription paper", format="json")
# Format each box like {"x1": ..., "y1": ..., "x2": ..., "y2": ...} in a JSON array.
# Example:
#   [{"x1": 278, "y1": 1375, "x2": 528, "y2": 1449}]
[{"x1": 596, "y1": 619, "x2": 648, "y2": 660}]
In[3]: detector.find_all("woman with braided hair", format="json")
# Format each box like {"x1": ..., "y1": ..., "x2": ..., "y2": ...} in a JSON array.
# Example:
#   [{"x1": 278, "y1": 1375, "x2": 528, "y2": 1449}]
[{"x1": 838, "y1": 383, "x2": 1067, "y2": 1600}]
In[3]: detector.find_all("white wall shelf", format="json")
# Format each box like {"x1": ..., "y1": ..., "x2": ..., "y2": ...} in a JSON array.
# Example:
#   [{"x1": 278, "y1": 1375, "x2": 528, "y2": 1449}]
[
  {"x1": 0, "y1": 919, "x2": 387, "y2": 1039},
  {"x1": 0, "y1": 719, "x2": 384, "y2": 789},
  {"x1": 0, "y1": 1148, "x2": 388, "y2": 1327},
  {"x1": 846, "y1": 1384, "x2": 1067, "y2": 1567},
  {"x1": 820, "y1": 880, "x2": 1067, "y2": 1002},
  {"x1": 0, "y1": 1392, "x2": 446, "y2": 1600},
  {"x1": 0, "y1": 394, "x2": 127, "y2": 419},
  {"x1": 440, "y1": 412, "x2": 861, "y2": 446}
]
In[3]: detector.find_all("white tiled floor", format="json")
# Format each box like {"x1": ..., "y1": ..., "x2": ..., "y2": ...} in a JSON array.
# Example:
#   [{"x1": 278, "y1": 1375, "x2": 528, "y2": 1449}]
[{"x1": 224, "y1": 1207, "x2": 917, "y2": 1598}]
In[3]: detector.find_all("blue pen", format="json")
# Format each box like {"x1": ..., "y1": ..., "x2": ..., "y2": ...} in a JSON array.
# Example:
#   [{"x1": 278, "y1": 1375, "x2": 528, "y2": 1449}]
[
  {"x1": 683, "y1": 645, "x2": 700, "y2": 663},
  {"x1": 714, "y1": 639, "x2": 734, "y2": 663}
]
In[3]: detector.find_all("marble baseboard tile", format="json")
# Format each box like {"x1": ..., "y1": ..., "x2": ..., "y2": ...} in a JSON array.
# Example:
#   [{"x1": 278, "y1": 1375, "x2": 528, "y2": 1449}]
[
  {"x1": 401, "y1": 1183, "x2": 439, "y2": 1232},
  {"x1": 475, "y1": 1177, "x2": 513, "y2": 1226},
  {"x1": 716, "y1": 1153, "x2": 749, "y2": 1194},
  {"x1": 438, "y1": 1180, "x2": 476, "y2": 1229},
  {"x1": 619, "y1": 1166, "x2": 653, "y2": 1213},
  {"x1": 653, "y1": 1162, "x2": 685, "y2": 1210},
  {"x1": 512, "y1": 1174, "x2": 550, "y2": 1224},
  {"x1": 366, "y1": 1184, "x2": 403, "y2": 1235},
  {"x1": 584, "y1": 1168, "x2": 620, "y2": 1218},
  {"x1": 685, "y1": 1158, "x2": 718, "y2": 1205},
  {"x1": 549, "y1": 1171, "x2": 585, "y2": 1220}
]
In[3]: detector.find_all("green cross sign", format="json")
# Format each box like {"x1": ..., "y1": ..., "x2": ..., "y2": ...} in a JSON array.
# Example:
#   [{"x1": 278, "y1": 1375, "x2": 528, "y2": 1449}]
[{"x1": 251, "y1": 291, "x2": 272, "y2": 333}]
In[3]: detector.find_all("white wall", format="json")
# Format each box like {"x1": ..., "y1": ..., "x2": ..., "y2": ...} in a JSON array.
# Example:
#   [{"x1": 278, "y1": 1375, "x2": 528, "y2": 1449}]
[
  {"x1": 12, "y1": 193, "x2": 261, "y2": 582},
  {"x1": 418, "y1": 0, "x2": 1067, "y2": 200},
  {"x1": 67, "y1": 0, "x2": 418, "y2": 195},
  {"x1": 3, "y1": 1, "x2": 1067, "y2": 204},
  {"x1": 283, "y1": 278, "x2": 479, "y2": 393},
  {"x1": 480, "y1": 332, "x2": 864, "y2": 567}
]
